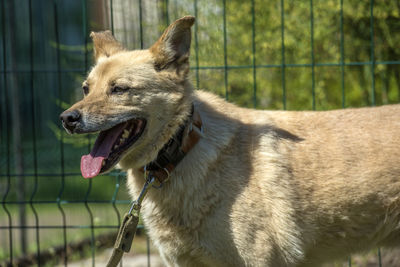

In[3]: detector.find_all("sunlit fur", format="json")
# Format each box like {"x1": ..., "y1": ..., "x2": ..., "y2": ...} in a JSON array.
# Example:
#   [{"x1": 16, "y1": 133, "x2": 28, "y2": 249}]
[{"x1": 64, "y1": 16, "x2": 400, "y2": 267}]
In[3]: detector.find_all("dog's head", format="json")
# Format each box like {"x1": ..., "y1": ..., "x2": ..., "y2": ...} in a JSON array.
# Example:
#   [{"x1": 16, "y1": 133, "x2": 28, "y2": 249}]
[{"x1": 60, "y1": 16, "x2": 195, "y2": 178}]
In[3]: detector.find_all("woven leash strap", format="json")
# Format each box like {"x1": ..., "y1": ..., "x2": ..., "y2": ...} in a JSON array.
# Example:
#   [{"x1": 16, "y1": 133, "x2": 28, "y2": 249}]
[
  {"x1": 106, "y1": 213, "x2": 139, "y2": 267},
  {"x1": 106, "y1": 175, "x2": 156, "y2": 267}
]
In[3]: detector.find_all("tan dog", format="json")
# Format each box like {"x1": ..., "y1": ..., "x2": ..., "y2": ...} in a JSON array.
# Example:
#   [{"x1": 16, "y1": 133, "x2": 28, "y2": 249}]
[{"x1": 60, "y1": 16, "x2": 400, "y2": 267}]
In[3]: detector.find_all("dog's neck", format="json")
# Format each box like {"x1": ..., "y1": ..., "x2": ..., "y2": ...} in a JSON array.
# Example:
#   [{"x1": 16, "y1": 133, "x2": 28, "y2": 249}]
[{"x1": 141, "y1": 104, "x2": 202, "y2": 183}]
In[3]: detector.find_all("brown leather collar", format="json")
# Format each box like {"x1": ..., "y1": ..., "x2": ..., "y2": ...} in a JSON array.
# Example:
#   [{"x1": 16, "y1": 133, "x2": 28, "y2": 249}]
[{"x1": 140, "y1": 105, "x2": 202, "y2": 184}]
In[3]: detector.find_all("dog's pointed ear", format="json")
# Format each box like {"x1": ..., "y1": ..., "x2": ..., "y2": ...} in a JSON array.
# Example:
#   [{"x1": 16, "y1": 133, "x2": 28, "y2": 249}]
[
  {"x1": 90, "y1": 31, "x2": 124, "y2": 62},
  {"x1": 150, "y1": 16, "x2": 195, "y2": 71}
]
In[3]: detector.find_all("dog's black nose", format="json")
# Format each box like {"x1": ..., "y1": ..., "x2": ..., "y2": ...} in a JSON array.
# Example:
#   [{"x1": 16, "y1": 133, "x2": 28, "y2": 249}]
[{"x1": 60, "y1": 110, "x2": 81, "y2": 132}]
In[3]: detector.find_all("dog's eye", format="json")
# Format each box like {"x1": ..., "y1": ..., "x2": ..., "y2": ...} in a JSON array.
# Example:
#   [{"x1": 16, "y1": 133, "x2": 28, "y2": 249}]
[
  {"x1": 111, "y1": 86, "x2": 128, "y2": 94},
  {"x1": 82, "y1": 85, "x2": 89, "y2": 95}
]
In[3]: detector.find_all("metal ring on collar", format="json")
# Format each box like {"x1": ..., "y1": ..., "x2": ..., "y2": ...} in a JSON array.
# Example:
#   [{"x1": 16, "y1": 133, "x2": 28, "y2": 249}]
[
  {"x1": 163, "y1": 167, "x2": 170, "y2": 180},
  {"x1": 151, "y1": 168, "x2": 171, "y2": 189}
]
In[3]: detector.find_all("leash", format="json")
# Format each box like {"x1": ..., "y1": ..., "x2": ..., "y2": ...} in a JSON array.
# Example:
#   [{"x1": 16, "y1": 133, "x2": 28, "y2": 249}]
[
  {"x1": 106, "y1": 172, "x2": 156, "y2": 267},
  {"x1": 106, "y1": 105, "x2": 203, "y2": 267}
]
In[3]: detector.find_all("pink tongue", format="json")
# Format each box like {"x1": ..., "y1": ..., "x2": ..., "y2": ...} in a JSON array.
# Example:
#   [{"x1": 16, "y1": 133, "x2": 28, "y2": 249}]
[{"x1": 81, "y1": 123, "x2": 127, "y2": 178}]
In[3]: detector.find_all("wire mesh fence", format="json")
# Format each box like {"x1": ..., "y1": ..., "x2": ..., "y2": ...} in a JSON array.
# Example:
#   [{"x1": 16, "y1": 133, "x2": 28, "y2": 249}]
[{"x1": 1, "y1": 0, "x2": 399, "y2": 266}]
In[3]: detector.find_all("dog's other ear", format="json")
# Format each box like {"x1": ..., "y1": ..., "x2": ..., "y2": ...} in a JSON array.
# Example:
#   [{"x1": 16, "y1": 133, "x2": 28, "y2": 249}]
[
  {"x1": 90, "y1": 31, "x2": 124, "y2": 62},
  {"x1": 150, "y1": 16, "x2": 195, "y2": 72}
]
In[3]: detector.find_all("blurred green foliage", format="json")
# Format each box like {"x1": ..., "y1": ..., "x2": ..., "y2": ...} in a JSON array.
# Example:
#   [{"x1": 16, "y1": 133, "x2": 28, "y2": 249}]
[{"x1": 185, "y1": 0, "x2": 400, "y2": 110}]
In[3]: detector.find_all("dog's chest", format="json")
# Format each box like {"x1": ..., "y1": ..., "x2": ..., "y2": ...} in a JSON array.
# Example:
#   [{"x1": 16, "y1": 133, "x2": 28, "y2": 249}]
[
  {"x1": 138, "y1": 176, "x2": 231, "y2": 265},
  {"x1": 141, "y1": 198, "x2": 210, "y2": 265}
]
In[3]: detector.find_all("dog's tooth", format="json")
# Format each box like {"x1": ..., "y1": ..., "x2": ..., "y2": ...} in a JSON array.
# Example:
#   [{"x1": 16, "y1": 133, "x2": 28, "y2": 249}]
[
  {"x1": 114, "y1": 144, "x2": 118, "y2": 149},
  {"x1": 122, "y1": 129, "x2": 130, "y2": 138},
  {"x1": 102, "y1": 161, "x2": 105, "y2": 166}
]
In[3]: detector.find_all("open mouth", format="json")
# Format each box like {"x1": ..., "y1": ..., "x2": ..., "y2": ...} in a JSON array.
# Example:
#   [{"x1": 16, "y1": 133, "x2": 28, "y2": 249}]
[{"x1": 80, "y1": 119, "x2": 146, "y2": 178}]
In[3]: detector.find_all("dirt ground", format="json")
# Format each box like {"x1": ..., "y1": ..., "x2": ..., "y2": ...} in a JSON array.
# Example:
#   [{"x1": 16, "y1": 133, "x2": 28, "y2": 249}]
[{"x1": 66, "y1": 250, "x2": 165, "y2": 267}]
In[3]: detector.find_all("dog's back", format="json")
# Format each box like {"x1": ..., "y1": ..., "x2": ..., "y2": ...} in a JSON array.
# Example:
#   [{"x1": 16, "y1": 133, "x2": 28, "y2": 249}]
[{"x1": 264, "y1": 104, "x2": 400, "y2": 265}]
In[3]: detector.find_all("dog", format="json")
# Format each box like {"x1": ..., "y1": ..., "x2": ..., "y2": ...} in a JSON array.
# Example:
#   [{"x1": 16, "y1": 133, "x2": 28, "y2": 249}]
[{"x1": 60, "y1": 16, "x2": 400, "y2": 267}]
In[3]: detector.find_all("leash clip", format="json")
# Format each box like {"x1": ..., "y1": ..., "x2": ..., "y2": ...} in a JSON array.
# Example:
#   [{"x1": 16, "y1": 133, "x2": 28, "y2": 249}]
[{"x1": 129, "y1": 170, "x2": 156, "y2": 215}]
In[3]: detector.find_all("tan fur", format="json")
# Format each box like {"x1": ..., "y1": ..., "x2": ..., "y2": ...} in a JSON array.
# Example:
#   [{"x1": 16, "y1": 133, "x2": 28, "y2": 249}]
[{"x1": 63, "y1": 16, "x2": 400, "y2": 266}]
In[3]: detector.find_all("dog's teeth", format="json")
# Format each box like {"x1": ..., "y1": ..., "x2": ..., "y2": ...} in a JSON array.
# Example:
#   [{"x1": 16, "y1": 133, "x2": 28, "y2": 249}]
[
  {"x1": 122, "y1": 129, "x2": 130, "y2": 138},
  {"x1": 102, "y1": 161, "x2": 105, "y2": 166},
  {"x1": 114, "y1": 145, "x2": 118, "y2": 149}
]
